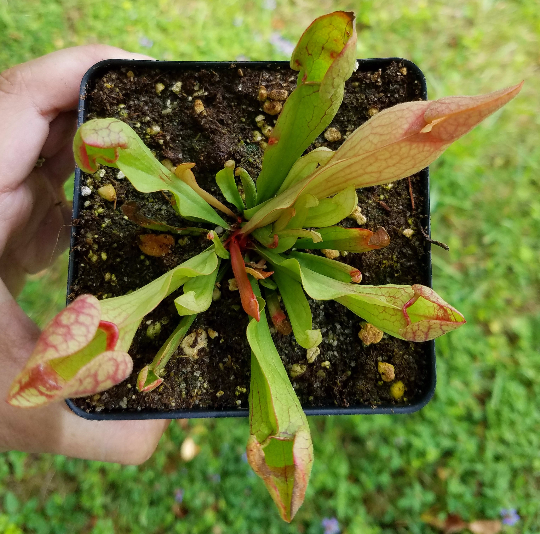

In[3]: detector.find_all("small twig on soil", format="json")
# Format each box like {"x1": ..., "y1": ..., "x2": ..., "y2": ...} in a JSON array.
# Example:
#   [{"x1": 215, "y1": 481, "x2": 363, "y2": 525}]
[
  {"x1": 407, "y1": 176, "x2": 415, "y2": 211},
  {"x1": 161, "y1": 190, "x2": 176, "y2": 207},
  {"x1": 377, "y1": 200, "x2": 391, "y2": 212},
  {"x1": 419, "y1": 224, "x2": 449, "y2": 251}
]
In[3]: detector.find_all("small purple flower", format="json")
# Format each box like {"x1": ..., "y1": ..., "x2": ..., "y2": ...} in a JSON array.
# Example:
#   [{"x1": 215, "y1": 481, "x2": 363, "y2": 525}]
[
  {"x1": 500, "y1": 508, "x2": 520, "y2": 526},
  {"x1": 139, "y1": 36, "x2": 154, "y2": 49},
  {"x1": 322, "y1": 517, "x2": 340, "y2": 534},
  {"x1": 174, "y1": 488, "x2": 184, "y2": 504},
  {"x1": 269, "y1": 32, "x2": 295, "y2": 56}
]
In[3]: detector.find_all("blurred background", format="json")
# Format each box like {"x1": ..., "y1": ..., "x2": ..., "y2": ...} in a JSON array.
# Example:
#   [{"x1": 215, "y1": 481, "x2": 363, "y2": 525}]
[{"x1": 1, "y1": 0, "x2": 539, "y2": 532}]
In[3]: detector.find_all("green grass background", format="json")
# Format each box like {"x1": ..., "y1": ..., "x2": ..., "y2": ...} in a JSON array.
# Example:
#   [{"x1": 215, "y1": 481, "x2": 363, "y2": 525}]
[{"x1": 1, "y1": 0, "x2": 539, "y2": 532}]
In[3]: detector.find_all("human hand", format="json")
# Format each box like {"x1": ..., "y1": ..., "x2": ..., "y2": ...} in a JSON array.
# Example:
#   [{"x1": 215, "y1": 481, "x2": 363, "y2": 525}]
[{"x1": 0, "y1": 46, "x2": 170, "y2": 464}]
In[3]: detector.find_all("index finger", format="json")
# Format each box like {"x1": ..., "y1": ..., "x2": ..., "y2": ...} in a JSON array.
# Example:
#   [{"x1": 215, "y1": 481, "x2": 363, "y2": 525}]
[{"x1": 0, "y1": 45, "x2": 154, "y2": 192}]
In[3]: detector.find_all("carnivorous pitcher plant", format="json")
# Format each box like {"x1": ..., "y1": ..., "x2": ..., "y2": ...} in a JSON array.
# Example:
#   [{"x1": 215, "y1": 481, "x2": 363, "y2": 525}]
[{"x1": 8, "y1": 11, "x2": 522, "y2": 522}]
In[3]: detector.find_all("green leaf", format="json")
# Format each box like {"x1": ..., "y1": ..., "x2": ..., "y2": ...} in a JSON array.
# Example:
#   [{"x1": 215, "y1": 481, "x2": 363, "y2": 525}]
[
  {"x1": 271, "y1": 236, "x2": 299, "y2": 254},
  {"x1": 295, "y1": 83, "x2": 525, "y2": 199},
  {"x1": 295, "y1": 226, "x2": 390, "y2": 252},
  {"x1": 8, "y1": 249, "x2": 218, "y2": 408},
  {"x1": 49, "y1": 326, "x2": 110, "y2": 380},
  {"x1": 121, "y1": 201, "x2": 207, "y2": 235},
  {"x1": 284, "y1": 194, "x2": 319, "y2": 230},
  {"x1": 207, "y1": 230, "x2": 230, "y2": 259},
  {"x1": 7, "y1": 296, "x2": 132, "y2": 407},
  {"x1": 137, "y1": 315, "x2": 196, "y2": 392},
  {"x1": 273, "y1": 207, "x2": 297, "y2": 233},
  {"x1": 289, "y1": 251, "x2": 361, "y2": 283},
  {"x1": 278, "y1": 229, "x2": 322, "y2": 242},
  {"x1": 215, "y1": 163, "x2": 245, "y2": 211},
  {"x1": 260, "y1": 278, "x2": 278, "y2": 290},
  {"x1": 236, "y1": 167, "x2": 257, "y2": 209},
  {"x1": 242, "y1": 83, "x2": 523, "y2": 236},
  {"x1": 100, "y1": 249, "x2": 218, "y2": 350},
  {"x1": 336, "y1": 285, "x2": 466, "y2": 342},
  {"x1": 302, "y1": 186, "x2": 357, "y2": 228},
  {"x1": 274, "y1": 229, "x2": 322, "y2": 253},
  {"x1": 276, "y1": 147, "x2": 334, "y2": 195},
  {"x1": 175, "y1": 266, "x2": 220, "y2": 315},
  {"x1": 252, "y1": 224, "x2": 278, "y2": 248},
  {"x1": 257, "y1": 248, "x2": 465, "y2": 341},
  {"x1": 246, "y1": 280, "x2": 313, "y2": 522},
  {"x1": 255, "y1": 11, "x2": 357, "y2": 202},
  {"x1": 74, "y1": 118, "x2": 227, "y2": 226},
  {"x1": 273, "y1": 269, "x2": 321, "y2": 349},
  {"x1": 136, "y1": 366, "x2": 162, "y2": 393}
]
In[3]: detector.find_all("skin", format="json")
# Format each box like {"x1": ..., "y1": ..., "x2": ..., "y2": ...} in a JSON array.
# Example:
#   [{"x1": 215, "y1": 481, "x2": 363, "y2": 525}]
[{"x1": 0, "y1": 46, "x2": 170, "y2": 464}]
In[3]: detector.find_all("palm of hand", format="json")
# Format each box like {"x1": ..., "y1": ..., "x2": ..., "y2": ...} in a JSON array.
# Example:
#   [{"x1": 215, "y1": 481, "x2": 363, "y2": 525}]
[
  {"x1": 0, "y1": 46, "x2": 170, "y2": 464},
  {"x1": 0, "y1": 153, "x2": 72, "y2": 296}
]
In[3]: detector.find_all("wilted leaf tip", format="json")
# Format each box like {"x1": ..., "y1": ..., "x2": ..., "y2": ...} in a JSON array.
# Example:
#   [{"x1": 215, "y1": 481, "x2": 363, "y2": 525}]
[{"x1": 246, "y1": 428, "x2": 313, "y2": 522}]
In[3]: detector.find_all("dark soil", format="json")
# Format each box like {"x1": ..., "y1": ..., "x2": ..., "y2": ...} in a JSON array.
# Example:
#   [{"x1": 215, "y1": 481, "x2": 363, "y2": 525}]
[{"x1": 69, "y1": 59, "x2": 432, "y2": 416}]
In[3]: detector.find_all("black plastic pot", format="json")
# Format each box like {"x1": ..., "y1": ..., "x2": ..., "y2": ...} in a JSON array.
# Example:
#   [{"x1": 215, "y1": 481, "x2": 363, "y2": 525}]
[{"x1": 66, "y1": 58, "x2": 434, "y2": 420}]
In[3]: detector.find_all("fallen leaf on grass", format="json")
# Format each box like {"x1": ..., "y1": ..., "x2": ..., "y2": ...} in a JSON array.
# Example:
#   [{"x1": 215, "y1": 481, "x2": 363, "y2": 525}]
[
  {"x1": 422, "y1": 513, "x2": 502, "y2": 534},
  {"x1": 468, "y1": 521, "x2": 502, "y2": 534},
  {"x1": 180, "y1": 436, "x2": 200, "y2": 462}
]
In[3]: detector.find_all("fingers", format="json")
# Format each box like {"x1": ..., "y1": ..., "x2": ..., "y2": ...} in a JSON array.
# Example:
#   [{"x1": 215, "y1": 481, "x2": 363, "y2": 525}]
[
  {"x1": 55, "y1": 412, "x2": 172, "y2": 465},
  {"x1": 0, "y1": 45, "x2": 154, "y2": 193},
  {"x1": 3, "y1": 387, "x2": 171, "y2": 464},
  {"x1": 40, "y1": 111, "x2": 78, "y2": 190},
  {"x1": 42, "y1": 139, "x2": 76, "y2": 189},
  {"x1": 0, "y1": 168, "x2": 70, "y2": 292},
  {"x1": 0, "y1": 45, "x2": 154, "y2": 118},
  {"x1": 41, "y1": 110, "x2": 78, "y2": 159}
]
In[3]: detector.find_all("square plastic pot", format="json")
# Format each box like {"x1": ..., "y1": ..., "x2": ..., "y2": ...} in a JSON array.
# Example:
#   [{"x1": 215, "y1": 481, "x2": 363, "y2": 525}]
[{"x1": 66, "y1": 58, "x2": 434, "y2": 420}]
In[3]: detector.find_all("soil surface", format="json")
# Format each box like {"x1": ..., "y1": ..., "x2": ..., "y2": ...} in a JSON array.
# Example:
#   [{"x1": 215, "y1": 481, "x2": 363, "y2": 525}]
[{"x1": 70, "y1": 60, "x2": 433, "y2": 416}]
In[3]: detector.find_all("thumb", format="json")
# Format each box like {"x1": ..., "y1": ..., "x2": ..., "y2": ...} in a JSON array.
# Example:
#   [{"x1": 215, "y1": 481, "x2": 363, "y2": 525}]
[{"x1": 0, "y1": 45, "x2": 155, "y2": 193}]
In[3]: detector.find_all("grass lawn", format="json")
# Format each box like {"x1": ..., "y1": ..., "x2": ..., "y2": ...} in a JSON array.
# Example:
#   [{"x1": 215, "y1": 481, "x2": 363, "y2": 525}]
[{"x1": 1, "y1": 0, "x2": 539, "y2": 532}]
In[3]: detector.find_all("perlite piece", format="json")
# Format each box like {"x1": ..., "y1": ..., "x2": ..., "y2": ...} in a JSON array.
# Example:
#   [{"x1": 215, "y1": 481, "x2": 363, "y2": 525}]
[
  {"x1": 377, "y1": 361, "x2": 395, "y2": 382},
  {"x1": 181, "y1": 329, "x2": 208, "y2": 360},
  {"x1": 358, "y1": 323, "x2": 384, "y2": 345},
  {"x1": 193, "y1": 99, "x2": 205, "y2": 115},
  {"x1": 306, "y1": 346, "x2": 320, "y2": 363},
  {"x1": 403, "y1": 228, "x2": 414, "y2": 238},
  {"x1": 258, "y1": 86, "x2": 268, "y2": 101},
  {"x1": 97, "y1": 184, "x2": 116, "y2": 202},
  {"x1": 321, "y1": 249, "x2": 340, "y2": 259},
  {"x1": 268, "y1": 89, "x2": 288, "y2": 101},
  {"x1": 289, "y1": 364, "x2": 307, "y2": 378},
  {"x1": 324, "y1": 127, "x2": 342, "y2": 142},
  {"x1": 349, "y1": 205, "x2": 367, "y2": 225},
  {"x1": 263, "y1": 100, "x2": 283, "y2": 115},
  {"x1": 390, "y1": 380, "x2": 405, "y2": 400}
]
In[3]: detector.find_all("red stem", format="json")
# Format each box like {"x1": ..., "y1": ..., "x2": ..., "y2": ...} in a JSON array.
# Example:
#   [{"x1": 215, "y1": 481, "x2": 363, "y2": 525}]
[{"x1": 229, "y1": 237, "x2": 260, "y2": 321}]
